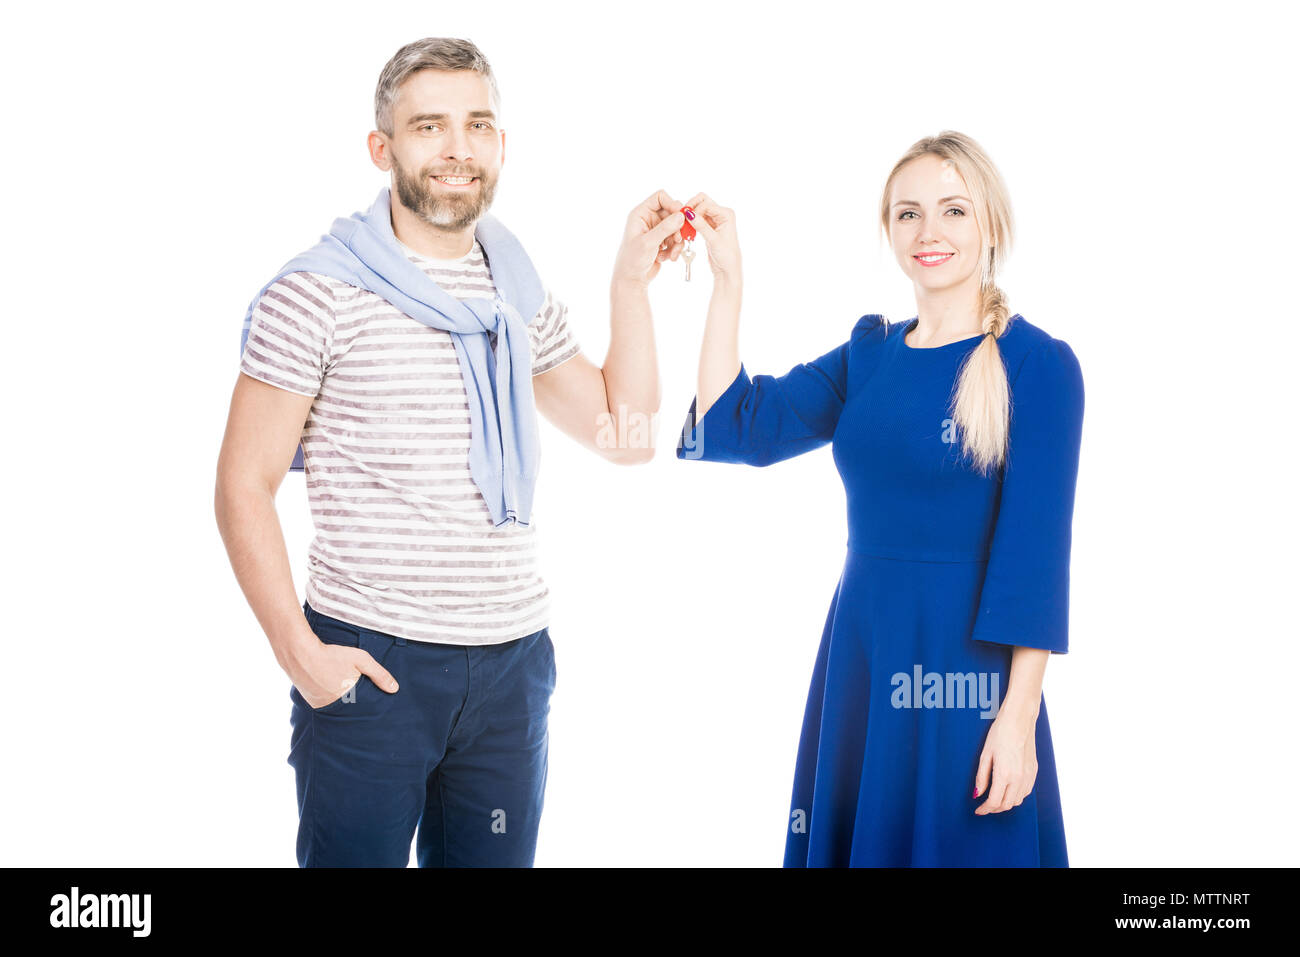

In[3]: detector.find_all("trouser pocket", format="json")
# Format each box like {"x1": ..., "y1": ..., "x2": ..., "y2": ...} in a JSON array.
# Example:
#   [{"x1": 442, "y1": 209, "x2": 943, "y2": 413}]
[{"x1": 297, "y1": 601, "x2": 396, "y2": 715}]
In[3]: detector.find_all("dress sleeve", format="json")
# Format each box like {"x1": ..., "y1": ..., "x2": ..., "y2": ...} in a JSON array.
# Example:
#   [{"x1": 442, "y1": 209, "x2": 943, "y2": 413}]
[
  {"x1": 676, "y1": 315, "x2": 883, "y2": 467},
  {"x1": 970, "y1": 337, "x2": 1085, "y2": 654}
]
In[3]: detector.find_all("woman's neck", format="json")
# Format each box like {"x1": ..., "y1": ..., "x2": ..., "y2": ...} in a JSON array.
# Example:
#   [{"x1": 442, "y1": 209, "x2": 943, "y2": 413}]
[{"x1": 908, "y1": 283, "x2": 985, "y2": 347}]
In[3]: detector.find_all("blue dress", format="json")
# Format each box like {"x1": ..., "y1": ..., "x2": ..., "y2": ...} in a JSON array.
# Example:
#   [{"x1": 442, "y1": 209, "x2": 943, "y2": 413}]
[{"x1": 676, "y1": 313, "x2": 1084, "y2": 867}]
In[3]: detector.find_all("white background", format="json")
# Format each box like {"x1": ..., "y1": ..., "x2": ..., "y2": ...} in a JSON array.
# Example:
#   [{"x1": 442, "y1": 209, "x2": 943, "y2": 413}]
[{"x1": 2, "y1": 0, "x2": 1296, "y2": 867}]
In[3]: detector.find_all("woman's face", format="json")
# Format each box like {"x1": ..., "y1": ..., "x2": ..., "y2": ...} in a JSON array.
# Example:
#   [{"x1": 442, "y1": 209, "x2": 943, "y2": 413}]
[{"x1": 888, "y1": 154, "x2": 987, "y2": 297}]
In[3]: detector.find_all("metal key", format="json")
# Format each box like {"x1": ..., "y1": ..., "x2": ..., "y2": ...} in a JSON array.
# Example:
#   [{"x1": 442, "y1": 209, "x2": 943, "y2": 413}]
[{"x1": 680, "y1": 206, "x2": 698, "y2": 281}]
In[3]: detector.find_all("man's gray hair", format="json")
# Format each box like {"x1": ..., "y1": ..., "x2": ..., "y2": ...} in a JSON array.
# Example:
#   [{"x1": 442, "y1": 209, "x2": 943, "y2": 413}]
[{"x1": 374, "y1": 37, "x2": 501, "y2": 137}]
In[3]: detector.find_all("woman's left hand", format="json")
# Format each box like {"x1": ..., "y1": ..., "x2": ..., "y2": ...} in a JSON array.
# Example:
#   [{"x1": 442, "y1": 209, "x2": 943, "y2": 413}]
[{"x1": 973, "y1": 711, "x2": 1039, "y2": 814}]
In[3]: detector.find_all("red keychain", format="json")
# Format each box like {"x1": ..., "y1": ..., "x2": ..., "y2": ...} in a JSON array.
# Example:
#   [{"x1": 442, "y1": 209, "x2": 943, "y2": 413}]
[{"x1": 680, "y1": 207, "x2": 697, "y2": 281}]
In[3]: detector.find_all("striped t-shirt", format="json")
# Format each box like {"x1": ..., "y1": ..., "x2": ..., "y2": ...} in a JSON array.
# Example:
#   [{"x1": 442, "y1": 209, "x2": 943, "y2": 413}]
[{"x1": 238, "y1": 237, "x2": 580, "y2": 645}]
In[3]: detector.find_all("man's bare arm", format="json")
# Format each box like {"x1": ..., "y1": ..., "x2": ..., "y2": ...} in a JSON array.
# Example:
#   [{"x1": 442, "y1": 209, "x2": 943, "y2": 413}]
[
  {"x1": 533, "y1": 347, "x2": 656, "y2": 465},
  {"x1": 214, "y1": 373, "x2": 397, "y2": 707},
  {"x1": 530, "y1": 191, "x2": 685, "y2": 463}
]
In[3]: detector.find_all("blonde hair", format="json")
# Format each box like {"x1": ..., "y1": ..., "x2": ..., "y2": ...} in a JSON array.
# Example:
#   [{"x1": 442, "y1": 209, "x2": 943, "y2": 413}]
[{"x1": 878, "y1": 131, "x2": 1015, "y2": 475}]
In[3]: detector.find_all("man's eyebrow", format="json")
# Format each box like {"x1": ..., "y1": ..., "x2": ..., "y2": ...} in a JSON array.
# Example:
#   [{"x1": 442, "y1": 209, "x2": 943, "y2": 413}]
[
  {"x1": 891, "y1": 195, "x2": 971, "y2": 208},
  {"x1": 406, "y1": 110, "x2": 497, "y2": 126}
]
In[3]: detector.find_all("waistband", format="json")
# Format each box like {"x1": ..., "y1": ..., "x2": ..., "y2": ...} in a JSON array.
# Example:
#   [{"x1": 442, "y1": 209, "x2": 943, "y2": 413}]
[
  {"x1": 303, "y1": 598, "x2": 546, "y2": 648},
  {"x1": 846, "y1": 540, "x2": 990, "y2": 564}
]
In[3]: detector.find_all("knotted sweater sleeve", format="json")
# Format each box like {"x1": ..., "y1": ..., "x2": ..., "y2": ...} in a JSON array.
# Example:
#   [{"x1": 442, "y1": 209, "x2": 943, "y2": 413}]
[
  {"x1": 676, "y1": 315, "x2": 883, "y2": 467},
  {"x1": 970, "y1": 337, "x2": 1085, "y2": 654}
]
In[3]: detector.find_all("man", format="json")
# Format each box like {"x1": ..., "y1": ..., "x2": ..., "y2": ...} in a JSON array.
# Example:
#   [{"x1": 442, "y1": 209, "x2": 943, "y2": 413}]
[{"x1": 214, "y1": 37, "x2": 687, "y2": 867}]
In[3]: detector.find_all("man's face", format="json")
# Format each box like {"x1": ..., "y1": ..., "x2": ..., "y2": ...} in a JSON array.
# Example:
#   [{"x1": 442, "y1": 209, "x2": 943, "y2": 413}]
[{"x1": 386, "y1": 69, "x2": 504, "y2": 232}]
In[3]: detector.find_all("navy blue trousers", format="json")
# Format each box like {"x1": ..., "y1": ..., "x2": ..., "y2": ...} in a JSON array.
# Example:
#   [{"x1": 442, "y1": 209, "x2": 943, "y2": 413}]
[{"x1": 288, "y1": 599, "x2": 556, "y2": 867}]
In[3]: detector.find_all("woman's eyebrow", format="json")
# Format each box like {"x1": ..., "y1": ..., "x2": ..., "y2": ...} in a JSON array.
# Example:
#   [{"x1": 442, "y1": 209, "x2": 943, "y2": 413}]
[{"x1": 891, "y1": 195, "x2": 972, "y2": 208}]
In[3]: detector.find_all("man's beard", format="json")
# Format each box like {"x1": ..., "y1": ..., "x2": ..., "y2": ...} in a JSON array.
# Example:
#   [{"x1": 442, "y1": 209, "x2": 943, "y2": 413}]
[{"x1": 392, "y1": 154, "x2": 499, "y2": 232}]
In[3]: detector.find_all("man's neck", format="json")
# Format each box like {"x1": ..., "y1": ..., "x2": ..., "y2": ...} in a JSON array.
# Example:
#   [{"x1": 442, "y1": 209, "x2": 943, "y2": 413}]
[{"x1": 389, "y1": 195, "x2": 476, "y2": 260}]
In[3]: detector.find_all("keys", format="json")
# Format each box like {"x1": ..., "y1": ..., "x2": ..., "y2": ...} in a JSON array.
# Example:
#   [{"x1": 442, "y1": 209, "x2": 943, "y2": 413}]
[{"x1": 680, "y1": 207, "x2": 697, "y2": 281}]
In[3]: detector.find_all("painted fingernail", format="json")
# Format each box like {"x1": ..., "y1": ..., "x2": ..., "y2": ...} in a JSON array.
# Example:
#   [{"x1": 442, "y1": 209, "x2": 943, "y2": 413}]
[{"x1": 683, "y1": 207, "x2": 695, "y2": 221}]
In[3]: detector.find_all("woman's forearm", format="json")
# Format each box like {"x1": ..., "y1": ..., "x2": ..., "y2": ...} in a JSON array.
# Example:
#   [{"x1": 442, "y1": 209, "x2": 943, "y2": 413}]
[
  {"x1": 695, "y1": 274, "x2": 743, "y2": 421},
  {"x1": 1000, "y1": 646, "x2": 1049, "y2": 727}
]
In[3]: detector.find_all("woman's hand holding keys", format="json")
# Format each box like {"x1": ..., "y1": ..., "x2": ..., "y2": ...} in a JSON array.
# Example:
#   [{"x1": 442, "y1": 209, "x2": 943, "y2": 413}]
[{"x1": 678, "y1": 192, "x2": 742, "y2": 286}]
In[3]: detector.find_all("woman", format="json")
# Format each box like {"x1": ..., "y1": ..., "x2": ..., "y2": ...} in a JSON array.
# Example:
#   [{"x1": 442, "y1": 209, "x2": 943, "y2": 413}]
[{"x1": 675, "y1": 131, "x2": 1085, "y2": 866}]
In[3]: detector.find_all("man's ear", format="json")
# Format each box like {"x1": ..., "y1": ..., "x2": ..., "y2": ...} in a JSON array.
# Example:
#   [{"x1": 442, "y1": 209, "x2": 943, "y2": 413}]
[
  {"x1": 499, "y1": 129, "x2": 506, "y2": 169},
  {"x1": 367, "y1": 130, "x2": 393, "y2": 172}
]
